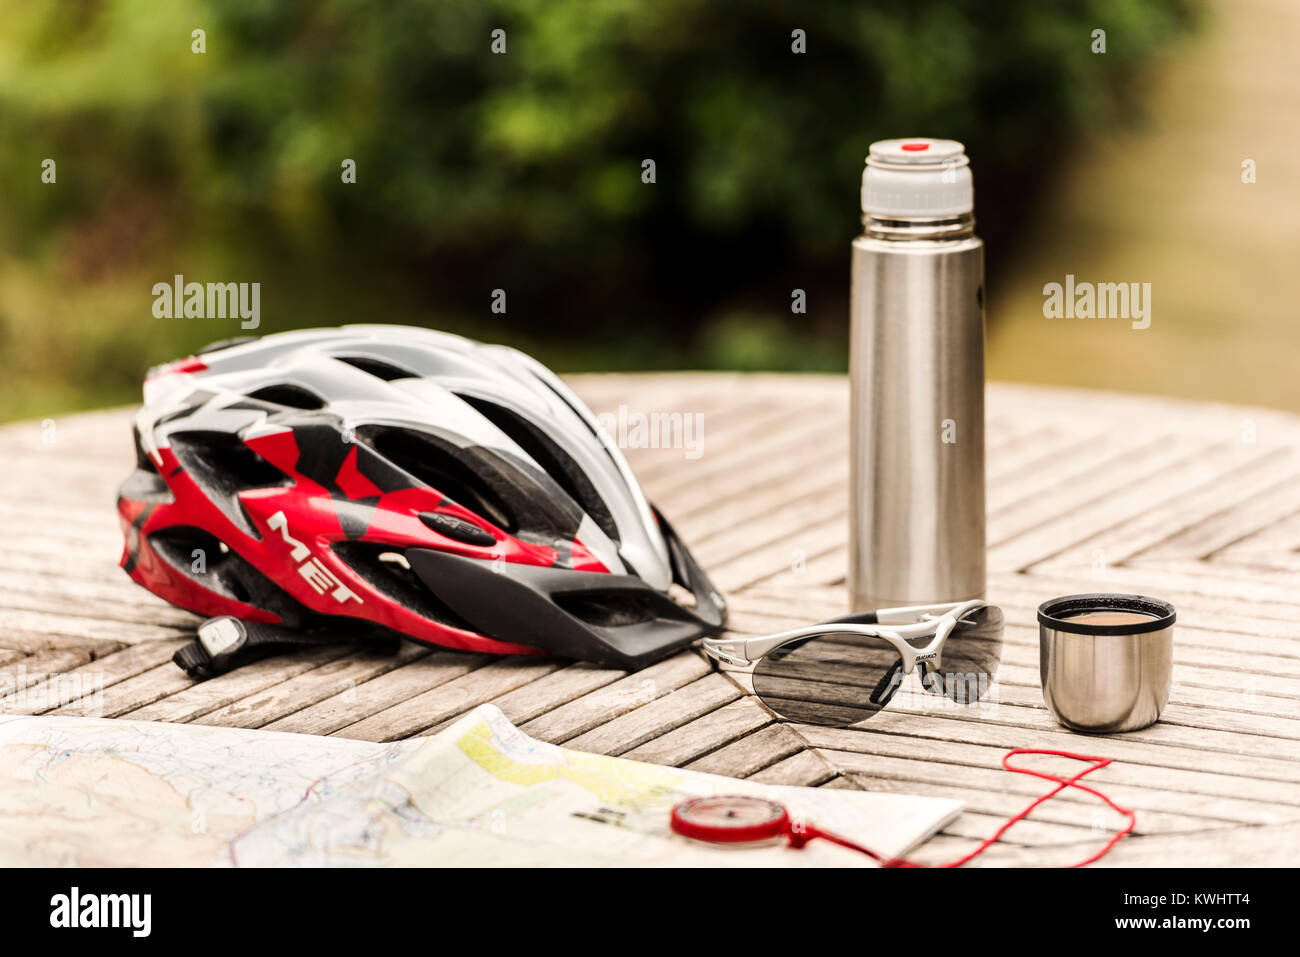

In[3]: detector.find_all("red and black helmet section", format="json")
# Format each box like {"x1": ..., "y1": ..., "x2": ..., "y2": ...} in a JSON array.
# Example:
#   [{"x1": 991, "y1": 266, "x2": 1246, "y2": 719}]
[
  {"x1": 406, "y1": 509, "x2": 726, "y2": 670},
  {"x1": 118, "y1": 389, "x2": 726, "y2": 669}
]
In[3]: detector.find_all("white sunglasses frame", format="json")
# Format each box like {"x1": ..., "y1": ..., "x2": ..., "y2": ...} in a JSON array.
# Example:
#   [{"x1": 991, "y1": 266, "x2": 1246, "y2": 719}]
[{"x1": 701, "y1": 599, "x2": 993, "y2": 677}]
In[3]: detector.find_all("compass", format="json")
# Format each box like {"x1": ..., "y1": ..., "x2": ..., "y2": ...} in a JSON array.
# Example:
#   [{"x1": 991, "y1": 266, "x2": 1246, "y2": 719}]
[{"x1": 669, "y1": 795, "x2": 791, "y2": 844}]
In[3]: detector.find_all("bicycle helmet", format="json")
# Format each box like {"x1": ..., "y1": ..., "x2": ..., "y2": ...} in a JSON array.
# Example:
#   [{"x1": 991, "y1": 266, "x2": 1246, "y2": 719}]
[{"x1": 117, "y1": 325, "x2": 726, "y2": 671}]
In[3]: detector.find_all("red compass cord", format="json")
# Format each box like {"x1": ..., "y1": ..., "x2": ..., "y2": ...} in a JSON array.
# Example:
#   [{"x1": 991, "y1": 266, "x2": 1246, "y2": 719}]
[{"x1": 785, "y1": 748, "x2": 1137, "y2": 868}]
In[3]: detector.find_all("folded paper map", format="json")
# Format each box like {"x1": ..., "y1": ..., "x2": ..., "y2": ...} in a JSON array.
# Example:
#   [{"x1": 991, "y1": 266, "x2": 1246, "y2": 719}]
[{"x1": 0, "y1": 704, "x2": 960, "y2": 866}]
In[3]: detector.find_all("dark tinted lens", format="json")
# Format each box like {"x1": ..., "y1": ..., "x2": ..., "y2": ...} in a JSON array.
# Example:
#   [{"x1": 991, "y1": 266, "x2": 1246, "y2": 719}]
[
  {"x1": 751, "y1": 632, "x2": 905, "y2": 726},
  {"x1": 931, "y1": 605, "x2": 1004, "y2": 705}
]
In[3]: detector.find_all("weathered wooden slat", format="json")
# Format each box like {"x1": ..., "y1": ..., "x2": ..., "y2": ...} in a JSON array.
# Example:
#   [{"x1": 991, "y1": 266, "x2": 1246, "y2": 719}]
[
  {"x1": 0, "y1": 549, "x2": 139, "y2": 585},
  {"x1": 938, "y1": 808, "x2": 1107, "y2": 847},
  {"x1": 1037, "y1": 451, "x2": 1300, "y2": 572},
  {"x1": 986, "y1": 426, "x2": 1088, "y2": 483},
  {"x1": 332, "y1": 657, "x2": 565, "y2": 742},
  {"x1": 563, "y1": 673, "x2": 741, "y2": 756},
  {"x1": 1144, "y1": 466, "x2": 1300, "y2": 560},
  {"x1": 683, "y1": 458, "x2": 848, "y2": 546},
  {"x1": 0, "y1": 649, "x2": 28, "y2": 669},
  {"x1": 797, "y1": 702, "x2": 1300, "y2": 779},
  {"x1": 0, "y1": 608, "x2": 169, "y2": 649},
  {"x1": 802, "y1": 726, "x2": 1300, "y2": 808},
  {"x1": 0, "y1": 648, "x2": 98, "y2": 691},
  {"x1": 977, "y1": 679, "x2": 1300, "y2": 744},
  {"x1": 644, "y1": 402, "x2": 843, "y2": 495},
  {"x1": 826, "y1": 749, "x2": 1293, "y2": 828},
  {"x1": 1205, "y1": 547, "x2": 1300, "y2": 575},
  {"x1": 694, "y1": 482, "x2": 847, "y2": 569},
  {"x1": 518, "y1": 652, "x2": 710, "y2": 744},
  {"x1": 633, "y1": 397, "x2": 831, "y2": 485},
  {"x1": 0, "y1": 580, "x2": 200, "y2": 630},
  {"x1": 419, "y1": 662, "x2": 625, "y2": 736},
  {"x1": 1126, "y1": 555, "x2": 1300, "y2": 590},
  {"x1": 1019, "y1": 549, "x2": 1300, "y2": 607},
  {"x1": 985, "y1": 382, "x2": 1300, "y2": 442},
  {"x1": 193, "y1": 643, "x2": 431, "y2": 729},
  {"x1": 967, "y1": 822, "x2": 1300, "y2": 868},
  {"x1": 261, "y1": 650, "x2": 490, "y2": 735},
  {"x1": 747, "y1": 749, "x2": 837, "y2": 787},
  {"x1": 121, "y1": 645, "x2": 358, "y2": 723},
  {"x1": 0, "y1": 639, "x2": 185, "y2": 715},
  {"x1": 684, "y1": 722, "x2": 806, "y2": 777},
  {"x1": 769, "y1": 547, "x2": 848, "y2": 589},
  {"x1": 990, "y1": 440, "x2": 1257, "y2": 571},
  {"x1": 743, "y1": 570, "x2": 1300, "y2": 627},
  {"x1": 988, "y1": 429, "x2": 1182, "y2": 518},
  {"x1": 49, "y1": 662, "x2": 194, "y2": 718},
  {"x1": 0, "y1": 517, "x2": 122, "y2": 546},
  {"x1": 709, "y1": 515, "x2": 848, "y2": 593},
  {"x1": 1210, "y1": 505, "x2": 1300, "y2": 566},
  {"x1": 835, "y1": 768, "x2": 1234, "y2": 836},
  {"x1": 620, "y1": 697, "x2": 773, "y2": 766},
  {"x1": 990, "y1": 644, "x2": 1300, "y2": 712}
]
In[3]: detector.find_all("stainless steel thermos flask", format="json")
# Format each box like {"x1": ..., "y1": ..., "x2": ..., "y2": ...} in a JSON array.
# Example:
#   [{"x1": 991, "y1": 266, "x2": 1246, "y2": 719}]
[{"x1": 849, "y1": 138, "x2": 985, "y2": 610}]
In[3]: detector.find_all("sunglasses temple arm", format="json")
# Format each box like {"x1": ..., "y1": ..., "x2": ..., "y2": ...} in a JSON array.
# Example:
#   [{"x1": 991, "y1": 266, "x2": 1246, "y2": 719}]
[
  {"x1": 821, "y1": 604, "x2": 954, "y2": 627},
  {"x1": 820, "y1": 610, "x2": 878, "y2": 626},
  {"x1": 705, "y1": 620, "x2": 924, "y2": 667},
  {"x1": 735, "y1": 625, "x2": 842, "y2": 661},
  {"x1": 701, "y1": 628, "x2": 813, "y2": 665},
  {"x1": 875, "y1": 601, "x2": 982, "y2": 625}
]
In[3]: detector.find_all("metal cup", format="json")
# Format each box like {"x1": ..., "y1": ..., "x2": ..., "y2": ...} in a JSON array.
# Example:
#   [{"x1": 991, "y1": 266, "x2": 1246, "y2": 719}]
[{"x1": 1038, "y1": 594, "x2": 1175, "y2": 733}]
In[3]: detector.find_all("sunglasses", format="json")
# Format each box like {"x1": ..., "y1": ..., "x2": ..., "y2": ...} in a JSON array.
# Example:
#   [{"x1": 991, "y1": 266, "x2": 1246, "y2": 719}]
[{"x1": 702, "y1": 600, "x2": 1004, "y2": 727}]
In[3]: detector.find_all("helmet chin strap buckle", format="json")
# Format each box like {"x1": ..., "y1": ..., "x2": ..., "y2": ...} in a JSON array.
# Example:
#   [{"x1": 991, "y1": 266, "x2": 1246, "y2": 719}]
[{"x1": 173, "y1": 617, "x2": 366, "y2": 681}]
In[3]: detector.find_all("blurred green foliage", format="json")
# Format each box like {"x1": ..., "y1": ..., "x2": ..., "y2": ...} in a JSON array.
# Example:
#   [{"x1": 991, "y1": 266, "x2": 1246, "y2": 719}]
[{"x1": 0, "y1": 0, "x2": 1195, "y2": 420}]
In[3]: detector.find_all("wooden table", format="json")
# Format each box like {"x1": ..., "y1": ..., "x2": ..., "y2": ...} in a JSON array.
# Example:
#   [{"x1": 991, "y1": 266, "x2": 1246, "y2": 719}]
[{"x1": 4, "y1": 375, "x2": 1299, "y2": 866}]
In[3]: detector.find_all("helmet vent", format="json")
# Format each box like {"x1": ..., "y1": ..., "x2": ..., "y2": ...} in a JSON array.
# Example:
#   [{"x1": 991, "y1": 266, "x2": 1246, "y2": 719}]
[
  {"x1": 335, "y1": 355, "x2": 417, "y2": 381},
  {"x1": 133, "y1": 427, "x2": 159, "y2": 474},
  {"x1": 147, "y1": 525, "x2": 302, "y2": 624},
  {"x1": 167, "y1": 430, "x2": 292, "y2": 537},
  {"x1": 356, "y1": 426, "x2": 517, "y2": 532},
  {"x1": 170, "y1": 430, "x2": 290, "y2": 490},
  {"x1": 534, "y1": 379, "x2": 628, "y2": 476},
  {"x1": 456, "y1": 395, "x2": 620, "y2": 543},
  {"x1": 536, "y1": 379, "x2": 603, "y2": 443},
  {"x1": 332, "y1": 541, "x2": 474, "y2": 630},
  {"x1": 247, "y1": 383, "x2": 326, "y2": 410}
]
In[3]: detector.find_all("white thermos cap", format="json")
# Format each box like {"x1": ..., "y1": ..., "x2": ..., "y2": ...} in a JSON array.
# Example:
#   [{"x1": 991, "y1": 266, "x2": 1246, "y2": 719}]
[{"x1": 861, "y1": 138, "x2": 973, "y2": 217}]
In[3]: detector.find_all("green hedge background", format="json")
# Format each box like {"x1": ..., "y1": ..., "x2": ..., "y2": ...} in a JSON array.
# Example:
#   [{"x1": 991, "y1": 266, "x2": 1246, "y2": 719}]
[{"x1": 0, "y1": 0, "x2": 1196, "y2": 420}]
